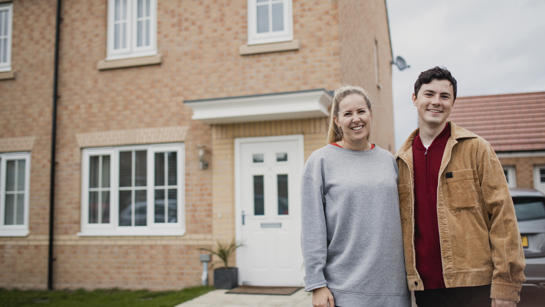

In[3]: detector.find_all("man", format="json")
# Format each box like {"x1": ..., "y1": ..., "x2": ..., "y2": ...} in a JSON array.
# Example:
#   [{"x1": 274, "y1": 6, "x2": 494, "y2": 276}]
[{"x1": 396, "y1": 66, "x2": 525, "y2": 307}]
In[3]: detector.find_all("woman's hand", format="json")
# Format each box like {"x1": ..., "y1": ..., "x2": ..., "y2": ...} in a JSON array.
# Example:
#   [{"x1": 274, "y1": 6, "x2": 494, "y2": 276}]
[{"x1": 312, "y1": 286, "x2": 335, "y2": 307}]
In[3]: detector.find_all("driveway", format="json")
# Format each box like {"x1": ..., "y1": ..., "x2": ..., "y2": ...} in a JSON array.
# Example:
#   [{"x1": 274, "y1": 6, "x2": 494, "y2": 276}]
[
  {"x1": 177, "y1": 287, "x2": 545, "y2": 307},
  {"x1": 520, "y1": 287, "x2": 545, "y2": 307},
  {"x1": 176, "y1": 289, "x2": 311, "y2": 307}
]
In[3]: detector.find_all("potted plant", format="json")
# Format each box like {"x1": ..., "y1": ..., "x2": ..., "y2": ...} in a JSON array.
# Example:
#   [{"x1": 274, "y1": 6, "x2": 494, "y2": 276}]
[{"x1": 200, "y1": 240, "x2": 242, "y2": 289}]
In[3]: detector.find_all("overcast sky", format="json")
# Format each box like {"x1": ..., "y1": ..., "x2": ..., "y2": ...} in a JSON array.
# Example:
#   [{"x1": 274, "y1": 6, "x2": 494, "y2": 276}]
[{"x1": 386, "y1": 0, "x2": 545, "y2": 149}]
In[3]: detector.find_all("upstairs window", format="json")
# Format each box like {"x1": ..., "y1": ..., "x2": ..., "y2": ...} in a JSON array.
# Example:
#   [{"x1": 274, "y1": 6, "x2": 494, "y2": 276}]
[
  {"x1": 0, "y1": 3, "x2": 13, "y2": 71},
  {"x1": 0, "y1": 152, "x2": 31, "y2": 237},
  {"x1": 248, "y1": 0, "x2": 293, "y2": 45},
  {"x1": 107, "y1": 0, "x2": 157, "y2": 59}
]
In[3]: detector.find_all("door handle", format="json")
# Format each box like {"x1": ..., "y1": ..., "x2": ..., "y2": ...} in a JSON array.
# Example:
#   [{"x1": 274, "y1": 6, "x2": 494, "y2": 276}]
[{"x1": 241, "y1": 210, "x2": 246, "y2": 225}]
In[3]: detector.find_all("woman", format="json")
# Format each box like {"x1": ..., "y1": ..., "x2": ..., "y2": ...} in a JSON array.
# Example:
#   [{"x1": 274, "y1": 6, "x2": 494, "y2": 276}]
[{"x1": 301, "y1": 86, "x2": 409, "y2": 307}]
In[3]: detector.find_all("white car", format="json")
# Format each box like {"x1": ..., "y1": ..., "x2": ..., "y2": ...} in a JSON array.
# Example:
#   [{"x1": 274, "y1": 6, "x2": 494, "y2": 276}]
[{"x1": 511, "y1": 188, "x2": 545, "y2": 288}]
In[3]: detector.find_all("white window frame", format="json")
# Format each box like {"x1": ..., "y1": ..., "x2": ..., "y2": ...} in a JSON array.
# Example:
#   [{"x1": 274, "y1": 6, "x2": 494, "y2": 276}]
[
  {"x1": 503, "y1": 166, "x2": 517, "y2": 188},
  {"x1": 79, "y1": 143, "x2": 185, "y2": 236},
  {"x1": 534, "y1": 165, "x2": 545, "y2": 193},
  {"x1": 106, "y1": 0, "x2": 157, "y2": 60},
  {"x1": 0, "y1": 152, "x2": 31, "y2": 237},
  {"x1": 247, "y1": 0, "x2": 293, "y2": 45},
  {"x1": 0, "y1": 3, "x2": 13, "y2": 71}
]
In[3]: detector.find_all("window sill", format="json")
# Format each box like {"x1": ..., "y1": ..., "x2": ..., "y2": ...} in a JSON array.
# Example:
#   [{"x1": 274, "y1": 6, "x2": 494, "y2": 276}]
[
  {"x1": 97, "y1": 54, "x2": 162, "y2": 71},
  {"x1": 77, "y1": 227, "x2": 185, "y2": 237},
  {"x1": 0, "y1": 229, "x2": 29, "y2": 237},
  {"x1": 0, "y1": 70, "x2": 15, "y2": 80},
  {"x1": 239, "y1": 39, "x2": 299, "y2": 55}
]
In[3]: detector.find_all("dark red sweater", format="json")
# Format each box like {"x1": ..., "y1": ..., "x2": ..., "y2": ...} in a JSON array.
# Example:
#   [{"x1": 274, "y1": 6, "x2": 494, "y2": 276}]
[{"x1": 412, "y1": 123, "x2": 451, "y2": 289}]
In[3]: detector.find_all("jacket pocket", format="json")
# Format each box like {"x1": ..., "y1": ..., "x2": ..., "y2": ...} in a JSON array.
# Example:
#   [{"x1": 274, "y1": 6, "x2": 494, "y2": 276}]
[{"x1": 444, "y1": 169, "x2": 479, "y2": 209}]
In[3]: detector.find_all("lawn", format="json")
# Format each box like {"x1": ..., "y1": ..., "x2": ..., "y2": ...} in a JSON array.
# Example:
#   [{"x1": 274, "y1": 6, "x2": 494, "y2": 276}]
[{"x1": 0, "y1": 285, "x2": 213, "y2": 307}]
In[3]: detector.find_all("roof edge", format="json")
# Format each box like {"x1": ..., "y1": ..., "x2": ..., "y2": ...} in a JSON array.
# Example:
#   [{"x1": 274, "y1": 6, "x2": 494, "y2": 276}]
[{"x1": 457, "y1": 90, "x2": 545, "y2": 100}]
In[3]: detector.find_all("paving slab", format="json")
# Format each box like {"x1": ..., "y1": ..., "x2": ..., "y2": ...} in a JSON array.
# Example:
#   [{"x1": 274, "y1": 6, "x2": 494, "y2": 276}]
[{"x1": 176, "y1": 289, "x2": 312, "y2": 307}]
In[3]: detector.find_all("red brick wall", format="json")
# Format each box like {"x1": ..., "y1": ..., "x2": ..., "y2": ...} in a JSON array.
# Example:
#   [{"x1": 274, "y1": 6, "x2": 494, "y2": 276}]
[{"x1": 500, "y1": 156, "x2": 545, "y2": 189}]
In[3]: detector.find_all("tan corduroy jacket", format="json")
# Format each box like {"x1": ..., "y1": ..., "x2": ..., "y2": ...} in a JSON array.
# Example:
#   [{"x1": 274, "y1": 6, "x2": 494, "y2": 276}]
[{"x1": 396, "y1": 122, "x2": 525, "y2": 302}]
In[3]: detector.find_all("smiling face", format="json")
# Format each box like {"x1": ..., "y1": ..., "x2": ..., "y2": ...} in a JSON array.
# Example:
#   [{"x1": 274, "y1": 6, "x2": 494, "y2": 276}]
[
  {"x1": 412, "y1": 79, "x2": 454, "y2": 128},
  {"x1": 334, "y1": 93, "x2": 372, "y2": 150}
]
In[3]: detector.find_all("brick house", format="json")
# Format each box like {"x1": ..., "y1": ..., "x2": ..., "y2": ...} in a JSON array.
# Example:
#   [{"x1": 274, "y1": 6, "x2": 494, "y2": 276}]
[
  {"x1": 450, "y1": 91, "x2": 545, "y2": 193},
  {"x1": 0, "y1": 0, "x2": 395, "y2": 290}
]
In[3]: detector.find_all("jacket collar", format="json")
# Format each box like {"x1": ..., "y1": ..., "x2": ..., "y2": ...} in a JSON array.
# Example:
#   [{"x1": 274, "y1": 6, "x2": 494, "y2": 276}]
[{"x1": 396, "y1": 121, "x2": 477, "y2": 162}]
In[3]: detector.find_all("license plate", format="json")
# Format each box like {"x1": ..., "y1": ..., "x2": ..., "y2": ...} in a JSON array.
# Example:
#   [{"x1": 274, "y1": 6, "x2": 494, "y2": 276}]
[{"x1": 521, "y1": 235, "x2": 528, "y2": 248}]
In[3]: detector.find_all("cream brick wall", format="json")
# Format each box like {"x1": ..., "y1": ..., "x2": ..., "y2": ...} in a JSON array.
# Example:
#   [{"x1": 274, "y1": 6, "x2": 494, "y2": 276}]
[
  {"x1": 1, "y1": 0, "x2": 393, "y2": 290},
  {"x1": 51, "y1": 234, "x2": 211, "y2": 290},
  {"x1": 0, "y1": 243, "x2": 49, "y2": 289},
  {"x1": 52, "y1": 0, "x2": 344, "y2": 290},
  {"x1": 0, "y1": 0, "x2": 56, "y2": 289},
  {"x1": 339, "y1": 0, "x2": 395, "y2": 152}
]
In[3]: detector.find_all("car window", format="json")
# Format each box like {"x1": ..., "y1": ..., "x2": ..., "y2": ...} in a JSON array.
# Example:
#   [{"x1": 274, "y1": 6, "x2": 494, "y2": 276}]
[{"x1": 513, "y1": 197, "x2": 545, "y2": 221}]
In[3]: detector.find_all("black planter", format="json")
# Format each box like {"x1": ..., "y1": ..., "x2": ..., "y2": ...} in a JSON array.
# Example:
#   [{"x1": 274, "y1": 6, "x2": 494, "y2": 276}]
[{"x1": 213, "y1": 267, "x2": 238, "y2": 289}]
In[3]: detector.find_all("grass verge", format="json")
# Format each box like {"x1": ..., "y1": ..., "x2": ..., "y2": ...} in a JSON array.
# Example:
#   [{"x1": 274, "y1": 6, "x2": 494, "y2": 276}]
[{"x1": 0, "y1": 285, "x2": 213, "y2": 307}]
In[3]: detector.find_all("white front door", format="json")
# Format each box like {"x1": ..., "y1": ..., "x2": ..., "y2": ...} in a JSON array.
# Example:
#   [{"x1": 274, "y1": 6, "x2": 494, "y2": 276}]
[
  {"x1": 235, "y1": 135, "x2": 304, "y2": 286},
  {"x1": 534, "y1": 165, "x2": 545, "y2": 194}
]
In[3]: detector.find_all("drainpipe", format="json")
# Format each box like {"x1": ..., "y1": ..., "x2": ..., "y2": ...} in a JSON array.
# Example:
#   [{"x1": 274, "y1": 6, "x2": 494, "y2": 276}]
[
  {"x1": 48, "y1": 0, "x2": 62, "y2": 290},
  {"x1": 384, "y1": 0, "x2": 394, "y2": 64}
]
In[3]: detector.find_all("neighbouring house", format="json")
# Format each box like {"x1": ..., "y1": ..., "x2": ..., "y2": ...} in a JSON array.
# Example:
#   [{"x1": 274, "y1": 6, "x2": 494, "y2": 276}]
[
  {"x1": 450, "y1": 91, "x2": 545, "y2": 193},
  {"x1": 0, "y1": 0, "x2": 395, "y2": 290}
]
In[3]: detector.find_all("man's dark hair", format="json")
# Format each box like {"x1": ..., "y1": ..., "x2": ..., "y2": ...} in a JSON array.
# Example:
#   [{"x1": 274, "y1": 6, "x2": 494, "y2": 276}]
[{"x1": 414, "y1": 66, "x2": 457, "y2": 100}]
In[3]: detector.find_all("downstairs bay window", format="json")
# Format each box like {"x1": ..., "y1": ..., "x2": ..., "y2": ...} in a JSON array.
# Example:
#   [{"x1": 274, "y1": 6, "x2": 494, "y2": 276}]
[{"x1": 80, "y1": 143, "x2": 185, "y2": 236}]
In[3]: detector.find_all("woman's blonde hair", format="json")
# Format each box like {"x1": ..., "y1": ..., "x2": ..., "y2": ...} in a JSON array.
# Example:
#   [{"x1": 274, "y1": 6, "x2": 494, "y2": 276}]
[{"x1": 327, "y1": 85, "x2": 372, "y2": 143}]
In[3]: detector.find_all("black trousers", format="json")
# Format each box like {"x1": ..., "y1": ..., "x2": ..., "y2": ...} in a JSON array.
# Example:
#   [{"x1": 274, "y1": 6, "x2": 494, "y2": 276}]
[{"x1": 415, "y1": 285, "x2": 491, "y2": 307}]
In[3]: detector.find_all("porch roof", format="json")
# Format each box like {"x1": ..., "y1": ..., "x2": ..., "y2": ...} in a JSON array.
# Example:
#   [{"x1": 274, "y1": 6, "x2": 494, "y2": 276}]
[{"x1": 184, "y1": 89, "x2": 332, "y2": 124}]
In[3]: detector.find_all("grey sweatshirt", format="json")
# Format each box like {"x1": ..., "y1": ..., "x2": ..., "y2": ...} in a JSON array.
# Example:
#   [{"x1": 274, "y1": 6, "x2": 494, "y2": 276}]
[{"x1": 301, "y1": 144, "x2": 409, "y2": 307}]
